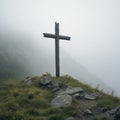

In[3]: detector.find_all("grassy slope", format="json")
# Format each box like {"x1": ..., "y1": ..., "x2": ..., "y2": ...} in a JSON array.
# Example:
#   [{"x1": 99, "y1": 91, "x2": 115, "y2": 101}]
[{"x1": 0, "y1": 75, "x2": 120, "y2": 120}]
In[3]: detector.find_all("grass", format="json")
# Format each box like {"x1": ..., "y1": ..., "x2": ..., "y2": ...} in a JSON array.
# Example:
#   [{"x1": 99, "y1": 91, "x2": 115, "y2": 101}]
[
  {"x1": 54, "y1": 75, "x2": 101, "y2": 93},
  {"x1": 0, "y1": 74, "x2": 120, "y2": 120},
  {"x1": 96, "y1": 94, "x2": 120, "y2": 109}
]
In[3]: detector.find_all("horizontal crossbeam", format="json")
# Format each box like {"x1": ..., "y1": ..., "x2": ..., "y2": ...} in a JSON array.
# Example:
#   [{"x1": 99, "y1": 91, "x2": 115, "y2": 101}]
[
  {"x1": 43, "y1": 22, "x2": 71, "y2": 77},
  {"x1": 43, "y1": 33, "x2": 70, "y2": 40}
]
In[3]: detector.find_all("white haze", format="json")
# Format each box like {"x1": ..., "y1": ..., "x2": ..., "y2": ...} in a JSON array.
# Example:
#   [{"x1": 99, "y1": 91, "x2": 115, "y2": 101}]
[{"x1": 0, "y1": 0, "x2": 120, "y2": 96}]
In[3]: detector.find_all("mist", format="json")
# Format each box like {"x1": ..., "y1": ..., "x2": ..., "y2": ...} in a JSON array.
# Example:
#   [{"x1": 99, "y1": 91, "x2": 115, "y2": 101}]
[{"x1": 0, "y1": 0, "x2": 120, "y2": 96}]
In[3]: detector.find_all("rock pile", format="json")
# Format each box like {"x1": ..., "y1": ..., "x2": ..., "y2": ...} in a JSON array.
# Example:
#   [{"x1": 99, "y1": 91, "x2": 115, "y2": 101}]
[
  {"x1": 40, "y1": 76, "x2": 60, "y2": 92},
  {"x1": 24, "y1": 76, "x2": 120, "y2": 120},
  {"x1": 39, "y1": 76, "x2": 98, "y2": 108}
]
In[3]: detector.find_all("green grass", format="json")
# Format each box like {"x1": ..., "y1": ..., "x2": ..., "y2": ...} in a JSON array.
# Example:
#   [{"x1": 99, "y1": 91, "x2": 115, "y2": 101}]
[
  {"x1": 0, "y1": 74, "x2": 120, "y2": 120},
  {"x1": 54, "y1": 75, "x2": 101, "y2": 93},
  {"x1": 96, "y1": 94, "x2": 120, "y2": 109}
]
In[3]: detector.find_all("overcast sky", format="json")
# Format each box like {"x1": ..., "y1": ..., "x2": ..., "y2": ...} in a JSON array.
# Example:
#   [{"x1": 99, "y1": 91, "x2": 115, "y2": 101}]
[{"x1": 0, "y1": 0, "x2": 120, "y2": 95}]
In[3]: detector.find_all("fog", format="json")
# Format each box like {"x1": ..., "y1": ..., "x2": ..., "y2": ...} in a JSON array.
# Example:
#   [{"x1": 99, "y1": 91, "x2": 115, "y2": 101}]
[{"x1": 0, "y1": 0, "x2": 120, "y2": 96}]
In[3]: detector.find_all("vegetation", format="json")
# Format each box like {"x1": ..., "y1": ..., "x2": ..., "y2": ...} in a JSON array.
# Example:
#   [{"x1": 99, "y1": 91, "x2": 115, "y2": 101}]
[{"x1": 0, "y1": 74, "x2": 120, "y2": 120}]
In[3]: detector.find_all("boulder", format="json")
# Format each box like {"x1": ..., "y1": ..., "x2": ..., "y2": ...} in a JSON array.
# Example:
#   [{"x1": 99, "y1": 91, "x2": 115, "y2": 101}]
[
  {"x1": 40, "y1": 76, "x2": 52, "y2": 86},
  {"x1": 73, "y1": 93, "x2": 85, "y2": 99},
  {"x1": 51, "y1": 94, "x2": 72, "y2": 107},
  {"x1": 47, "y1": 81, "x2": 60, "y2": 90},
  {"x1": 58, "y1": 87, "x2": 84, "y2": 96},
  {"x1": 84, "y1": 93, "x2": 98, "y2": 100},
  {"x1": 84, "y1": 109, "x2": 93, "y2": 115},
  {"x1": 40, "y1": 77, "x2": 60, "y2": 92}
]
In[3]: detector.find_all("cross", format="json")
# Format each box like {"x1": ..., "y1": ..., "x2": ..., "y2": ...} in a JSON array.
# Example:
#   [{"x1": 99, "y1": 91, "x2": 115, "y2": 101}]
[{"x1": 43, "y1": 22, "x2": 71, "y2": 77}]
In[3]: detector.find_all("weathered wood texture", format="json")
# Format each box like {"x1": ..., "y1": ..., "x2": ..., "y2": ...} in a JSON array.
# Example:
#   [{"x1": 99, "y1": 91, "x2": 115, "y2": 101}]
[
  {"x1": 43, "y1": 22, "x2": 71, "y2": 77},
  {"x1": 43, "y1": 33, "x2": 70, "y2": 40}
]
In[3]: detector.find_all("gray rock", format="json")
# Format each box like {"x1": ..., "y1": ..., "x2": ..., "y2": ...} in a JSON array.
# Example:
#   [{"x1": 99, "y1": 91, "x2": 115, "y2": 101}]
[
  {"x1": 40, "y1": 77, "x2": 60, "y2": 91},
  {"x1": 51, "y1": 87, "x2": 60, "y2": 92},
  {"x1": 84, "y1": 93, "x2": 98, "y2": 100},
  {"x1": 73, "y1": 93, "x2": 84, "y2": 99},
  {"x1": 40, "y1": 76, "x2": 52, "y2": 86},
  {"x1": 95, "y1": 107, "x2": 110, "y2": 114},
  {"x1": 65, "y1": 117, "x2": 75, "y2": 120},
  {"x1": 51, "y1": 94, "x2": 72, "y2": 107},
  {"x1": 84, "y1": 109, "x2": 93, "y2": 115},
  {"x1": 59, "y1": 87, "x2": 84, "y2": 95},
  {"x1": 24, "y1": 76, "x2": 32, "y2": 85},
  {"x1": 47, "y1": 81, "x2": 59, "y2": 89},
  {"x1": 100, "y1": 107, "x2": 109, "y2": 112},
  {"x1": 73, "y1": 93, "x2": 81, "y2": 99},
  {"x1": 109, "y1": 105, "x2": 120, "y2": 120}
]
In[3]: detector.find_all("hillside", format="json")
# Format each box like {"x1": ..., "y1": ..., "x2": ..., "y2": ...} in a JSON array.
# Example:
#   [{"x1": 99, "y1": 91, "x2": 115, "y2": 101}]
[
  {"x1": 0, "y1": 74, "x2": 120, "y2": 120},
  {"x1": 0, "y1": 34, "x2": 32, "y2": 79},
  {"x1": 0, "y1": 33, "x2": 52, "y2": 79},
  {"x1": 0, "y1": 32, "x2": 112, "y2": 95}
]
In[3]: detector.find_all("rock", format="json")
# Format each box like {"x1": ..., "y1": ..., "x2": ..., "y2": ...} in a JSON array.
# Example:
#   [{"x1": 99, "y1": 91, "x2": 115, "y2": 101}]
[
  {"x1": 47, "y1": 81, "x2": 59, "y2": 90},
  {"x1": 40, "y1": 77, "x2": 60, "y2": 91},
  {"x1": 84, "y1": 109, "x2": 93, "y2": 115},
  {"x1": 109, "y1": 105, "x2": 120, "y2": 120},
  {"x1": 65, "y1": 117, "x2": 75, "y2": 120},
  {"x1": 73, "y1": 93, "x2": 81, "y2": 99},
  {"x1": 95, "y1": 107, "x2": 110, "y2": 114},
  {"x1": 100, "y1": 107, "x2": 109, "y2": 112},
  {"x1": 51, "y1": 94, "x2": 72, "y2": 107},
  {"x1": 24, "y1": 76, "x2": 32, "y2": 85},
  {"x1": 73, "y1": 93, "x2": 84, "y2": 99},
  {"x1": 59, "y1": 87, "x2": 84, "y2": 96},
  {"x1": 84, "y1": 93, "x2": 98, "y2": 100},
  {"x1": 40, "y1": 76, "x2": 52, "y2": 86},
  {"x1": 51, "y1": 87, "x2": 60, "y2": 92}
]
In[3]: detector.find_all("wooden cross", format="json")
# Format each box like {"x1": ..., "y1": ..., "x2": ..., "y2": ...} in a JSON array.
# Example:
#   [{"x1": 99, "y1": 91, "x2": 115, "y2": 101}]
[{"x1": 43, "y1": 22, "x2": 71, "y2": 77}]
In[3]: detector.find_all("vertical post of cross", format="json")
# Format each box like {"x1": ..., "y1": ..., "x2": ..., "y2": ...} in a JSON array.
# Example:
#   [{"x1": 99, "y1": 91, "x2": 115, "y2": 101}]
[
  {"x1": 55, "y1": 22, "x2": 60, "y2": 77},
  {"x1": 43, "y1": 22, "x2": 71, "y2": 77}
]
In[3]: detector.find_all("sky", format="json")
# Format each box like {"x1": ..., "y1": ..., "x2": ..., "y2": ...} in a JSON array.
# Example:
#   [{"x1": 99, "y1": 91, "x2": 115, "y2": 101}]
[{"x1": 0, "y1": 0, "x2": 120, "y2": 95}]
